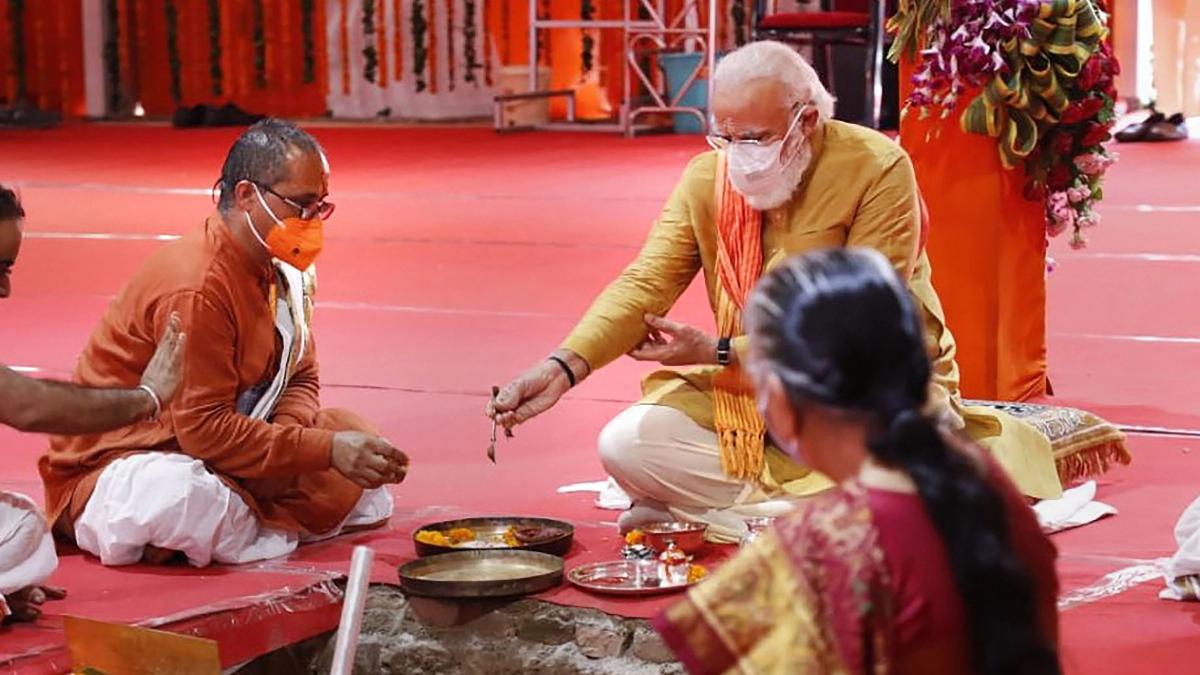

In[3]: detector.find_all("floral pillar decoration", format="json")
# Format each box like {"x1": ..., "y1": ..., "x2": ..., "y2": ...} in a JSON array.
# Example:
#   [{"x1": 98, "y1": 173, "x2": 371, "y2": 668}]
[{"x1": 891, "y1": 0, "x2": 1118, "y2": 248}]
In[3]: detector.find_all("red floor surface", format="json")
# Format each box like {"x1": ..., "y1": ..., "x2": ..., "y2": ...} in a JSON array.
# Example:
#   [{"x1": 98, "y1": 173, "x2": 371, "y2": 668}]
[{"x1": 1, "y1": 124, "x2": 1198, "y2": 673}]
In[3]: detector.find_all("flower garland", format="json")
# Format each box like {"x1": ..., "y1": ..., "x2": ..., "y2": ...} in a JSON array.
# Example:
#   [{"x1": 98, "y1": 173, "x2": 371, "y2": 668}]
[
  {"x1": 731, "y1": 0, "x2": 747, "y2": 47},
  {"x1": 7, "y1": 0, "x2": 27, "y2": 99},
  {"x1": 447, "y1": 0, "x2": 456, "y2": 91},
  {"x1": 252, "y1": 0, "x2": 267, "y2": 88},
  {"x1": 165, "y1": 0, "x2": 182, "y2": 102},
  {"x1": 463, "y1": 0, "x2": 483, "y2": 84},
  {"x1": 537, "y1": 0, "x2": 550, "y2": 65},
  {"x1": 300, "y1": 0, "x2": 317, "y2": 83},
  {"x1": 206, "y1": 0, "x2": 222, "y2": 96},
  {"x1": 362, "y1": 0, "x2": 378, "y2": 83},
  {"x1": 376, "y1": 0, "x2": 389, "y2": 87},
  {"x1": 1040, "y1": 39, "x2": 1118, "y2": 246},
  {"x1": 392, "y1": 0, "x2": 403, "y2": 83},
  {"x1": 890, "y1": 0, "x2": 1117, "y2": 248},
  {"x1": 581, "y1": 0, "x2": 596, "y2": 77},
  {"x1": 482, "y1": 0, "x2": 492, "y2": 85},
  {"x1": 103, "y1": 0, "x2": 120, "y2": 110},
  {"x1": 411, "y1": 0, "x2": 429, "y2": 92},
  {"x1": 427, "y1": 0, "x2": 437, "y2": 92}
]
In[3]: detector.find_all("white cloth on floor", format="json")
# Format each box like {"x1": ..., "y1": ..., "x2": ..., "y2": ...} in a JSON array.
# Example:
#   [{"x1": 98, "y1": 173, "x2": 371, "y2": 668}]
[
  {"x1": 597, "y1": 404, "x2": 799, "y2": 543},
  {"x1": 75, "y1": 452, "x2": 392, "y2": 567},
  {"x1": 557, "y1": 478, "x2": 634, "y2": 511},
  {"x1": 0, "y1": 491, "x2": 58, "y2": 619},
  {"x1": 1162, "y1": 495, "x2": 1200, "y2": 601},
  {"x1": 1032, "y1": 480, "x2": 1117, "y2": 533}
]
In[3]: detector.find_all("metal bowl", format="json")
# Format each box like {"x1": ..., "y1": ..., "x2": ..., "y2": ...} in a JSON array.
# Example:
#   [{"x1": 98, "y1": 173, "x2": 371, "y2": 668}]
[
  {"x1": 641, "y1": 521, "x2": 708, "y2": 555},
  {"x1": 398, "y1": 549, "x2": 564, "y2": 598},
  {"x1": 412, "y1": 516, "x2": 574, "y2": 558}
]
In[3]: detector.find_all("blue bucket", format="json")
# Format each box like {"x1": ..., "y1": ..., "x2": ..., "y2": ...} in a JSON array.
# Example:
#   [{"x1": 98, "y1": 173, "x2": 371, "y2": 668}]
[{"x1": 660, "y1": 51, "x2": 713, "y2": 135}]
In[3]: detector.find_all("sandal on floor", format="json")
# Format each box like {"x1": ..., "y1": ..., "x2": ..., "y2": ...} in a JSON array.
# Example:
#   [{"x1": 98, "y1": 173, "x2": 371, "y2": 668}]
[{"x1": 1114, "y1": 111, "x2": 1165, "y2": 143}]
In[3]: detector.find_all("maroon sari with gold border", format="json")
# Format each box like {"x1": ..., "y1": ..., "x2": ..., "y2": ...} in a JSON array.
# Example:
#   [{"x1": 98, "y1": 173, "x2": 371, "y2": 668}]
[{"x1": 654, "y1": 485, "x2": 896, "y2": 675}]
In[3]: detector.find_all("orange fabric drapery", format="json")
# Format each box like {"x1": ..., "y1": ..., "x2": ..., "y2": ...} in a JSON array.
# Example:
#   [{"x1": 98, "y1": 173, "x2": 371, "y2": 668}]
[
  {"x1": 104, "y1": 0, "x2": 328, "y2": 118},
  {"x1": 898, "y1": 59, "x2": 1049, "y2": 402},
  {"x1": 10, "y1": 0, "x2": 729, "y2": 119},
  {"x1": 0, "y1": 1, "x2": 85, "y2": 116}
]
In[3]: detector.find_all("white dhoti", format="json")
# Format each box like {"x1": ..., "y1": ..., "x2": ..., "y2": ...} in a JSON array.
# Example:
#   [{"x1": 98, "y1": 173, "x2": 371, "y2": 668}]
[
  {"x1": 74, "y1": 452, "x2": 393, "y2": 567},
  {"x1": 598, "y1": 404, "x2": 801, "y2": 543},
  {"x1": 0, "y1": 491, "x2": 58, "y2": 619},
  {"x1": 1163, "y1": 495, "x2": 1200, "y2": 601}
]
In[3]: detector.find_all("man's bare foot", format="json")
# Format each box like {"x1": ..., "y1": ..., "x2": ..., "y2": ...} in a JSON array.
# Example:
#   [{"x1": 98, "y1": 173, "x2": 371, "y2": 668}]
[
  {"x1": 617, "y1": 504, "x2": 675, "y2": 534},
  {"x1": 2, "y1": 585, "x2": 66, "y2": 624},
  {"x1": 141, "y1": 545, "x2": 185, "y2": 565}
]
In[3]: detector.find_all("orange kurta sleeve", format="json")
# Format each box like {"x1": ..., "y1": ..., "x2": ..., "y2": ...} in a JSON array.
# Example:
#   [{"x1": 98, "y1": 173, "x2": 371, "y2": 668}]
[{"x1": 163, "y1": 291, "x2": 334, "y2": 478}]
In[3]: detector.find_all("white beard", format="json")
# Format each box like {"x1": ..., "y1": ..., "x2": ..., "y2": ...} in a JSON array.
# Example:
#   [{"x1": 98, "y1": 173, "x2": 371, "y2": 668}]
[{"x1": 739, "y1": 141, "x2": 813, "y2": 211}]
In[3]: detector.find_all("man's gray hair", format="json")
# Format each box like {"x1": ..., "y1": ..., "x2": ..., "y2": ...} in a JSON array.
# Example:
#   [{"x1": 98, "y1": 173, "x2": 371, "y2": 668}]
[
  {"x1": 713, "y1": 41, "x2": 836, "y2": 122},
  {"x1": 215, "y1": 118, "x2": 325, "y2": 212}
]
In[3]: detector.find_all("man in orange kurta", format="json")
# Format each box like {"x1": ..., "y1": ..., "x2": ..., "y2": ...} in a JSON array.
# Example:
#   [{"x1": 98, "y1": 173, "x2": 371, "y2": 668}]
[{"x1": 39, "y1": 119, "x2": 409, "y2": 567}]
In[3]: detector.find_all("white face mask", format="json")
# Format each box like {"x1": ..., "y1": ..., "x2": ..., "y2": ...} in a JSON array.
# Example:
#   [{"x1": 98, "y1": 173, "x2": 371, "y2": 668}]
[{"x1": 724, "y1": 109, "x2": 812, "y2": 210}]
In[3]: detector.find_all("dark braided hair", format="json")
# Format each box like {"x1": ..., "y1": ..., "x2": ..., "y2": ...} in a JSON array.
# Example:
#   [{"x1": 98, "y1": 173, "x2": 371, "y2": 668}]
[
  {"x1": 745, "y1": 248, "x2": 1060, "y2": 675},
  {"x1": 214, "y1": 118, "x2": 324, "y2": 213},
  {"x1": 0, "y1": 185, "x2": 24, "y2": 221}
]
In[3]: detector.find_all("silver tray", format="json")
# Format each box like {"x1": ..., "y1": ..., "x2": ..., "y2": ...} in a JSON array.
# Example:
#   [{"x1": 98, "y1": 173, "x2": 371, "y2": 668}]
[
  {"x1": 398, "y1": 549, "x2": 564, "y2": 598},
  {"x1": 567, "y1": 560, "x2": 701, "y2": 596},
  {"x1": 412, "y1": 516, "x2": 574, "y2": 557}
]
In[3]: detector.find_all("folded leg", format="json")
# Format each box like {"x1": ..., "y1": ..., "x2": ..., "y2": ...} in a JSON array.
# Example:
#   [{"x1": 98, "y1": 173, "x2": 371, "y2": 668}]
[
  {"x1": 598, "y1": 404, "x2": 798, "y2": 543},
  {"x1": 74, "y1": 452, "x2": 299, "y2": 567},
  {"x1": 0, "y1": 491, "x2": 58, "y2": 620}
]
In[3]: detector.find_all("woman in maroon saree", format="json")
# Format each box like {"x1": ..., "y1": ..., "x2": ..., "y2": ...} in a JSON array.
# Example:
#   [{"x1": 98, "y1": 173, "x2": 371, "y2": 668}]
[{"x1": 655, "y1": 248, "x2": 1061, "y2": 675}]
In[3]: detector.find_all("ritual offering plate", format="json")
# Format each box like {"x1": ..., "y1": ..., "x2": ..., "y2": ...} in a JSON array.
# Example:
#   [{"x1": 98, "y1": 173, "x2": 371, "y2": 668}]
[
  {"x1": 413, "y1": 517, "x2": 574, "y2": 557},
  {"x1": 398, "y1": 550, "x2": 564, "y2": 598},
  {"x1": 638, "y1": 521, "x2": 708, "y2": 555},
  {"x1": 567, "y1": 560, "x2": 709, "y2": 597}
]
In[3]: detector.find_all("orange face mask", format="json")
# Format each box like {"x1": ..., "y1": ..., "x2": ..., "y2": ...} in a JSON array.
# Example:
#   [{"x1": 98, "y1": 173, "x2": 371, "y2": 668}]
[{"x1": 249, "y1": 186, "x2": 325, "y2": 270}]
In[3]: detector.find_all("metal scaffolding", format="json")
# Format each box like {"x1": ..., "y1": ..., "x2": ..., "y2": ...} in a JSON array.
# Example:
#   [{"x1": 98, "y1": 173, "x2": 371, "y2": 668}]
[{"x1": 492, "y1": 0, "x2": 718, "y2": 136}]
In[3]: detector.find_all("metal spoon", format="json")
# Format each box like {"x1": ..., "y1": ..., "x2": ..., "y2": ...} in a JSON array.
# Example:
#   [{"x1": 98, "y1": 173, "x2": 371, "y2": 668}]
[{"x1": 487, "y1": 386, "x2": 500, "y2": 463}]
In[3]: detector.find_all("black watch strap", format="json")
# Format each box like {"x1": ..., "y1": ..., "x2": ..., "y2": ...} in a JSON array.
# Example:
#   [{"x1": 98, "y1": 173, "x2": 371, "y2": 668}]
[{"x1": 717, "y1": 337, "x2": 732, "y2": 366}]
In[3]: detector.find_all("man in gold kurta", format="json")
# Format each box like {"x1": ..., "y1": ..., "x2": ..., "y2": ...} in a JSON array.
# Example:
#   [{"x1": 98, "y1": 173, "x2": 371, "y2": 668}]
[{"x1": 489, "y1": 42, "x2": 1062, "y2": 541}]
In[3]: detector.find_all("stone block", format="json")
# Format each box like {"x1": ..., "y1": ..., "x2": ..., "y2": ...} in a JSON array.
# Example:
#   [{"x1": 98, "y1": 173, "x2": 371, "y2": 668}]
[
  {"x1": 387, "y1": 640, "x2": 459, "y2": 675},
  {"x1": 630, "y1": 625, "x2": 674, "y2": 664},
  {"x1": 574, "y1": 620, "x2": 631, "y2": 660},
  {"x1": 516, "y1": 605, "x2": 577, "y2": 645}
]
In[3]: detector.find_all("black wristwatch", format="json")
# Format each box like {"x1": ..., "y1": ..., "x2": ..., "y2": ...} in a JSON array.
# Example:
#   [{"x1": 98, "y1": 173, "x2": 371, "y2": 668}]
[{"x1": 716, "y1": 337, "x2": 732, "y2": 366}]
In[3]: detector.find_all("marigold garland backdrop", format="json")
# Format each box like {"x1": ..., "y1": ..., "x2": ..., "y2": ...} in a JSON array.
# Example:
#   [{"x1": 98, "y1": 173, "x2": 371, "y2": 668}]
[{"x1": 2, "y1": 0, "x2": 763, "y2": 120}]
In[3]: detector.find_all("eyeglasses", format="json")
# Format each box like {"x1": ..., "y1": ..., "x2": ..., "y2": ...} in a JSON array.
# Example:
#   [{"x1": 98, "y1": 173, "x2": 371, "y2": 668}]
[
  {"x1": 706, "y1": 105, "x2": 811, "y2": 152},
  {"x1": 256, "y1": 183, "x2": 336, "y2": 221}
]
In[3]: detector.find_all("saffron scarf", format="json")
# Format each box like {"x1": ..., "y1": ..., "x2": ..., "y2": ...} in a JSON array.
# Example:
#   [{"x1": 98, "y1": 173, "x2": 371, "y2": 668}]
[{"x1": 712, "y1": 157, "x2": 767, "y2": 480}]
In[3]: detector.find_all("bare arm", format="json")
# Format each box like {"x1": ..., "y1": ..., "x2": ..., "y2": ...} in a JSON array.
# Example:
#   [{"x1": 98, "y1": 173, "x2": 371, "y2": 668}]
[
  {"x1": 0, "y1": 313, "x2": 185, "y2": 435},
  {"x1": 0, "y1": 366, "x2": 155, "y2": 434}
]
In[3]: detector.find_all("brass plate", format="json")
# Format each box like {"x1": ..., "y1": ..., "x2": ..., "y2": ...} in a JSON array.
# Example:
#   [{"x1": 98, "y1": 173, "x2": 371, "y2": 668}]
[
  {"x1": 399, "y1": 549, "x2": 564, "y2": 598},
  {"x1": 567, "y1": 560, "x2": 699, "y2": 596},
  {"x1": 412, "y1": 516, "x2": 574, "y2": 557}
]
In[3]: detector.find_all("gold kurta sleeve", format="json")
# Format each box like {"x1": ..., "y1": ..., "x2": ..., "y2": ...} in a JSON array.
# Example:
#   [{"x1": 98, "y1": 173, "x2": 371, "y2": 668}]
[
  {"x1": 844, "y1": 151, "x2": 920, "y2": 279},
  {"x1": 559, "y1": 157, "x2": 706, "y2": 370}
]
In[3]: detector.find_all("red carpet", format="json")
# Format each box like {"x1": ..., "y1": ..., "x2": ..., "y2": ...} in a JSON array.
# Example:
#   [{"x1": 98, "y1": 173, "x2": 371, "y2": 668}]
[{"x1": 1, "y1": 124, "x2": 1198, "y2": 673}]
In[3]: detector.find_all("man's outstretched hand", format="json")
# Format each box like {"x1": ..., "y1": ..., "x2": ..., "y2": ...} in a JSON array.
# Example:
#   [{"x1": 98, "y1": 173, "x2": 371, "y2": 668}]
[
  {"x1": 628, "y1": 314, "x2": 719, "y2": 367},
  {"x1": 139, "y1": 312, "x2": 187, "y2": 408},
  {"x1": 331, "y1": 432, "x2": 409, "y2": 489},
  {"x1": 486, "y1": 350, "x2": 588, "y2": 431}
]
